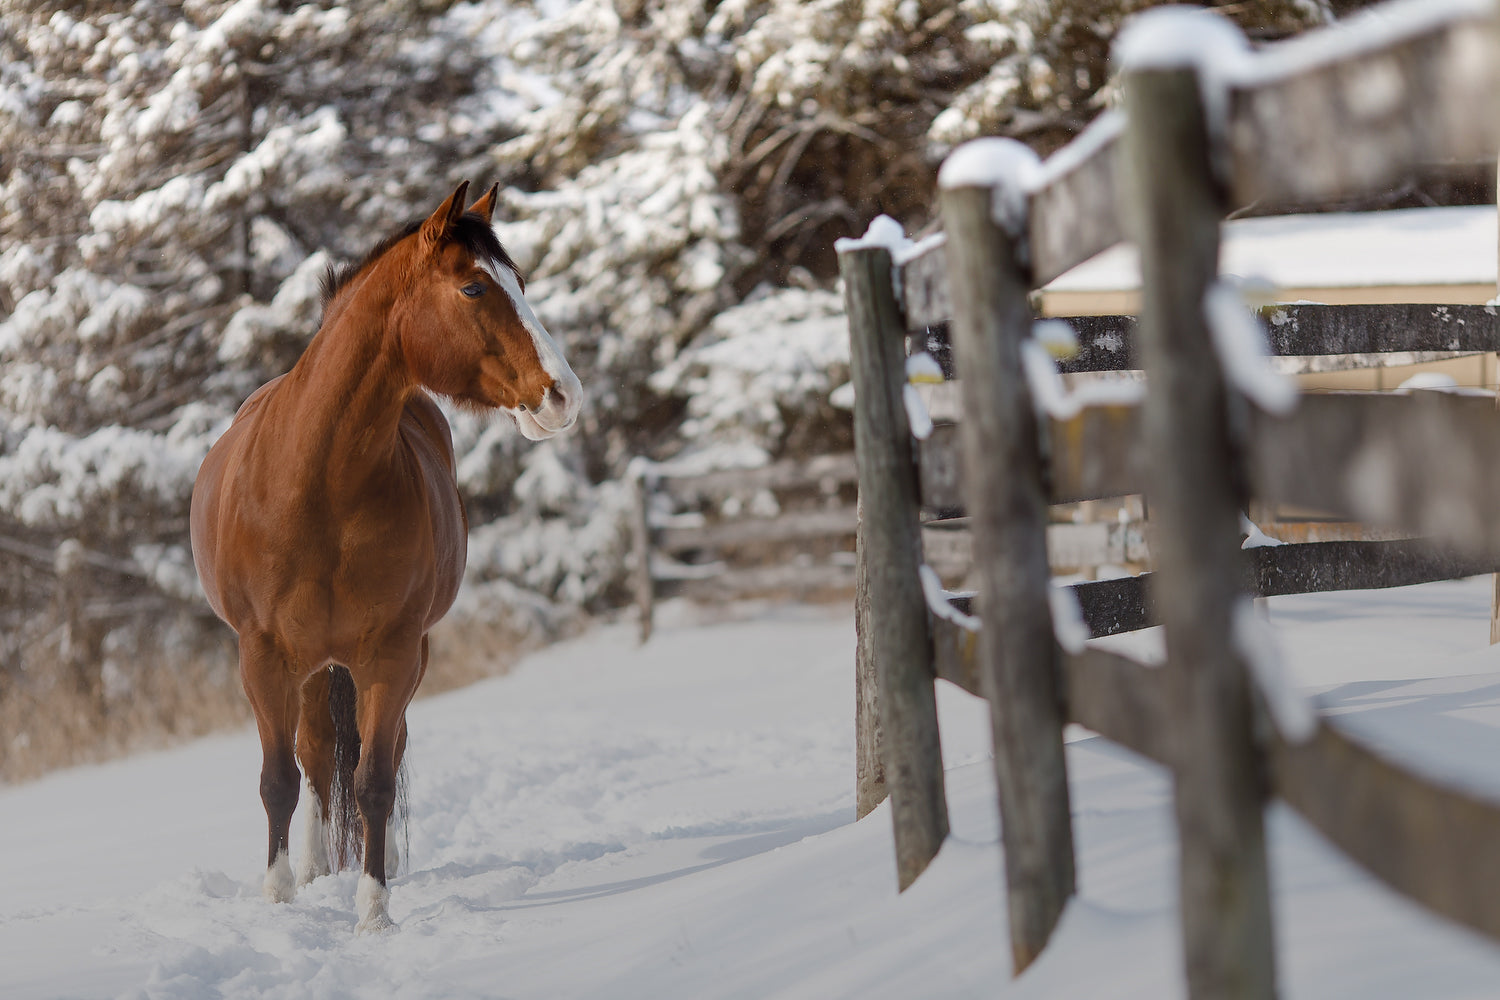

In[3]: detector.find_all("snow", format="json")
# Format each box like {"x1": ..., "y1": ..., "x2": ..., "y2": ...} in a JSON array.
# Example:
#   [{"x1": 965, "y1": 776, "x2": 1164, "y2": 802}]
[
  {"x1": 1, "y1": 587, "x2": 1499, "y2": 995},
  {"x1": 0, "y1": 421, "x2": 210, "y2": 532},
  {"x1": 1397, "y1": 372, "x2": 1463, "y2": 393},
  {"x1": 1033, "y1": 318, "x2": 1079, "y2": 359},
  {"x1": 217, "y1": 251, "x2": 330, "y2": 364},
  {"x1": 920, "y1": 564, "x2": 980, "y2": 633},
  {"x1": 1048, "y1": 583, "x2": 1089, "y2": 655},
  {"x1": 648, "y1": 287, "x2": 850, "y2": 462},
  {"x1": 1030, "y1": 109, "x2": 1125, "y2": 190},
  {"x1": 1113, "y1": 5, "x2": 1250, "y2": 75},
  {"x1": 1111, "y1": 0, "x2": 1489, "y2": 130},
  {"x1": 1044, "y1": 205, "x2": 1498, "y2": 295},
  {"x1": 936, "y1": 137, "x2": 1041, "y2": 237},
  {"x1": 833, "y1": 214, "x2": 913, "y2": 257},
  {"x1": 902, "y1": 383, "x2": 933, "y2": 440},
  {"x1": 1021, "y1": 336, "x2": 1146, "y2": 421},
  {"x1": 1205, "y1": 280, "x2": 1298, "y2": 415},
  {"x1": 905, "y1": 350, "x2": 944, "y2": 384},
  {"x1": 264, "y1": 850, "x2": 295, "y2": 905},
  {"x1": 1232, "y1": 0, "x2": 1493, "y2": 88},
  {"x1": 893, "y1": 231, "x2": 945, "y2": 268},
  {"x1": 1111, "y1": 5, "x2": 1249, "y2": 144},
  {"x1": 1241, "y1": 514, "x2": 1286, "y2": 549}
]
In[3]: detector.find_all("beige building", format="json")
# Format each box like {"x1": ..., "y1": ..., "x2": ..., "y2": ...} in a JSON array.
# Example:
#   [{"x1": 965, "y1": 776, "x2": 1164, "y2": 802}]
[{"x1": 1039, "y1": 205, "x2": 1498, "y2": 392}]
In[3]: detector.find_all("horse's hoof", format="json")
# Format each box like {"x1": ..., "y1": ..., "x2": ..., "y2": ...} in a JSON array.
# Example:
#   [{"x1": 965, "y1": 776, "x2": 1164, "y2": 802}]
[
  {"x1": 355, "y1": 874, "x2": 398, "y2": 934},
  {"x1": 264, "y1": 849, "x2": 296, "y2": 903}
]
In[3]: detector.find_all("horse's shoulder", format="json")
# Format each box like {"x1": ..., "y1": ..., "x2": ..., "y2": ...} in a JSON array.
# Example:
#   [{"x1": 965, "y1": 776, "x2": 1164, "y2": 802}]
[
  {"x1": 401, "y1": 390, "x2": 457, "y2": 470},
  {"x1": 231, "y1": 374, "x2": 289, "y2": 424}
]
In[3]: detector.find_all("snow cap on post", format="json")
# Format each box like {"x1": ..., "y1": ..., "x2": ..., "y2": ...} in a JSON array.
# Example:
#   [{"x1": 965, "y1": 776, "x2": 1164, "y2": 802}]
[
  {"x1": 1113, "y1": 6, "x2": 1250, "y2": 140},
  {"x1": 1113, "y1": 4, "x2": 1249, "y2": 72},
  {"x1": 833, "y1": 214, "x2": 914, "y2": 257},
  {"x1": 937, "y1": 137, "x2": 1041, "y2": 240},
  {"x1": 835, "y1": 214, "x2": 916, "y2": 308}
]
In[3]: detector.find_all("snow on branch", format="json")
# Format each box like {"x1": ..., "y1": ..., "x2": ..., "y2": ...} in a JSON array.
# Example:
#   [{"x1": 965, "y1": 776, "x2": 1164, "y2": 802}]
[{"x1": 0, "y1": 420, "x2": 213, "y2": 532}]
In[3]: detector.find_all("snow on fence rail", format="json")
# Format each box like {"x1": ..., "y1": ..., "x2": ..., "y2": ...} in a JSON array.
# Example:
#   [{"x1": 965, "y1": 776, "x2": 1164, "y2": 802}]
[
  {"x1": 627, "y1": 454, "x2": 859, "y2": 642},
  {"x1": 839, "y1": 1, "x2": 1500, "y2": 996}
]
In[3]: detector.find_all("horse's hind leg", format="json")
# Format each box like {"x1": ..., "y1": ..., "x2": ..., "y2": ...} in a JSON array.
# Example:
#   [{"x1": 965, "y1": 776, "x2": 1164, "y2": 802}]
[
  {"x1": 240, "y1": 631, "x2": 301, "y2": 903},
  {"x1": 294, "y1": 667, "x2": 336, "y2": 886}
]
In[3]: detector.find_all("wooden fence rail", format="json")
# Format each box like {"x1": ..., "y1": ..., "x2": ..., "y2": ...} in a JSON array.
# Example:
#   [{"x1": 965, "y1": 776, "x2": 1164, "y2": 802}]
[
  {"x1": 915, "y1": 303, "x2": 1500, "y2": 378},
  {"x1": 629, "y1": 454, "x2": 858, "y2": 642},
  {"x1": 840, "y1": 1, "x2": 1500, "y2": 997}
]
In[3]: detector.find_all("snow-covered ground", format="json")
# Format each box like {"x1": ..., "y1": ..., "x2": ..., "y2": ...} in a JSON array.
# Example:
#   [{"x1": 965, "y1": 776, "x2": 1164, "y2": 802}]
[{"x1": 6, "y1": 582, "x2": 1500, "y2": 999}]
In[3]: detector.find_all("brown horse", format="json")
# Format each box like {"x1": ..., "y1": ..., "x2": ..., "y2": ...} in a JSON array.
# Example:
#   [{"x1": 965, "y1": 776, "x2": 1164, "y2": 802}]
[{"x1": 190, "y1": 182, "x2": 581, "y2": 932}]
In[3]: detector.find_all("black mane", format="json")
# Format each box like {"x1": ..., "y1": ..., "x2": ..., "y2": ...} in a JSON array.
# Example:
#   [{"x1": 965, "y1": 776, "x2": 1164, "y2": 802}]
[{"x1": 319, "y1": 212, "x2": 524, "y2": 312}]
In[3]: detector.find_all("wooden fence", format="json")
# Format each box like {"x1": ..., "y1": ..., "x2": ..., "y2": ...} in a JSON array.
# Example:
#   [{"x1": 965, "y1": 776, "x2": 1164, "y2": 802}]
[
  {"x1": 628, "y1": 455, "x2": 859, "y2": 642},
  {"x1": 840, "y1": 2, "x2": 1500, "y2": 996}
]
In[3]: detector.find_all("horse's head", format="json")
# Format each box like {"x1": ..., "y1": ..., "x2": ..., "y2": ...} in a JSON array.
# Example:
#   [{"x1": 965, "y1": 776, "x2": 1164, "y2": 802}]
[{"x1": 398, "y1": 181, "x2": 582, "y2": 440}]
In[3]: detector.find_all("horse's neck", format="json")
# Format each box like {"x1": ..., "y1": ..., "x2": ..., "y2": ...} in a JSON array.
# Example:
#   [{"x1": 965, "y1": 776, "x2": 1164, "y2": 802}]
[{"x1": 278, "y1": 296, "x2": 412, "y2": 483}]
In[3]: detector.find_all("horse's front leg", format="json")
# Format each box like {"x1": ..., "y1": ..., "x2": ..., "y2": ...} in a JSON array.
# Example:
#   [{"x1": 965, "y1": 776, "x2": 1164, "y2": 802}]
[
  {"x1": 383, "y1": 635, "x2": 427, "y2": 879},
  {"x1": 352, "y1": 640, "x2": 423, "y2": 933},
  {"x1": 240, "y1": 631, "x2": 302, "y2": 903}
]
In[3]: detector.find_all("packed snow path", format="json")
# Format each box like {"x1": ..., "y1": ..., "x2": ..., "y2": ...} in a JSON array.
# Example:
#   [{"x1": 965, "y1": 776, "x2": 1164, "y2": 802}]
[{"x1": 5, "y1": 586, "x2": 1500, "y2": 998}]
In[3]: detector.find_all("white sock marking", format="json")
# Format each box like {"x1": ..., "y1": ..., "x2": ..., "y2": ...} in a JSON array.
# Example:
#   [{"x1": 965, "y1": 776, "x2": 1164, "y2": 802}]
[
  {"x1": 264, "y1": 848, "x2": 296, "y2": 903},
  {"x1": 355, "y1": 873, "x2": 396, "y2": 934},
  {"x1": 296, "y1": 785, "x2": 331, "y2": 886}
]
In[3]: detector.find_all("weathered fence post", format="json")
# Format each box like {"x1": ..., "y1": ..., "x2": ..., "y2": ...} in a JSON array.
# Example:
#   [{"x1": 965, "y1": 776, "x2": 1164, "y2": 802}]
[
  {"x1": 53, "y1": 538, "x2": 98, "y2": 704},
  {"x1": 854, "y1": 494, "x2": 887, "y2": 818},
  {"x1": 1121, "y1": 33, "x2": 1277, "y2": 1000},
  {"x1": 1491, "y1": 149, "x2": 1500, "y2": 645},
  {"x1": 840, "y1": 243, "x2": 949, "y2": 889},
  {"x1": 628, "y1": 462, "x2": 655, "y2": 644},
  {"x1": 938, "y1": 151, "x2": 1077, "y2": 973}
]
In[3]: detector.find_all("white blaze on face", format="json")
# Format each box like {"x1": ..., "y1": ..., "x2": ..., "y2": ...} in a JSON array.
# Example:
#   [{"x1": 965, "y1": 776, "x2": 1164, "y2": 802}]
[{"x1": 482, "y1": 256, "x2": 583, "y2": 440}]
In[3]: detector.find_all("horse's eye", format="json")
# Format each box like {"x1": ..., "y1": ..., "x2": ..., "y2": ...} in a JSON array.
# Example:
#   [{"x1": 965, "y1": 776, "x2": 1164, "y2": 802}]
[{"x1": 461, "y1": 282, "x2": 486, "y2": 299}]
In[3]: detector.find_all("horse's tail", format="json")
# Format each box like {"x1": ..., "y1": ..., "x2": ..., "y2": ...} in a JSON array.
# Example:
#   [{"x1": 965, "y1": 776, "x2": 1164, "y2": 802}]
[
  {"x1": 327, "y1": 665, "x2": 363, "y2": 870},
  {"x1": 326, "y1": 664, "x2": 409, "y2": 873}
]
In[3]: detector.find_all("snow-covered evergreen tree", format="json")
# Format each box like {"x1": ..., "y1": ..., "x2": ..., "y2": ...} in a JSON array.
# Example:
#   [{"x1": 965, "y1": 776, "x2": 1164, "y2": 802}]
[{"x1": 0, "y1": 0, "x2": 543, "y2": 775}]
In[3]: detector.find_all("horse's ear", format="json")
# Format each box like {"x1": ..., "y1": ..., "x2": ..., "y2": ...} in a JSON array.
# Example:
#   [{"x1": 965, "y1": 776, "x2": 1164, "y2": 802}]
[
  {"x1": 466, "y1": 183, "x2": 500, "y2": 225},
  {"x1": 420, "y1": 181, "x2": 471, "y2": 250}
]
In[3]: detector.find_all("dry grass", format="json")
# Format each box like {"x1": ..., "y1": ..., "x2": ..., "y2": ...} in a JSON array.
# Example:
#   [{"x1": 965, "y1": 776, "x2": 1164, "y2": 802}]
[
  {"x1": 0, "y1": 607, "x2": 551, "y2": 786},
  {"x1": 0, "y1": 622, "x2": 245, "y2": 784}
]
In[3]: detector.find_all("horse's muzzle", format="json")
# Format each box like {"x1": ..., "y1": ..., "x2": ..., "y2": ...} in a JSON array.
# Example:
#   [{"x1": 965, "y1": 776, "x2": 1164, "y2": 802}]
[{"x1": 534, "y1": 369, "x2": 584, "y2": 436}]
